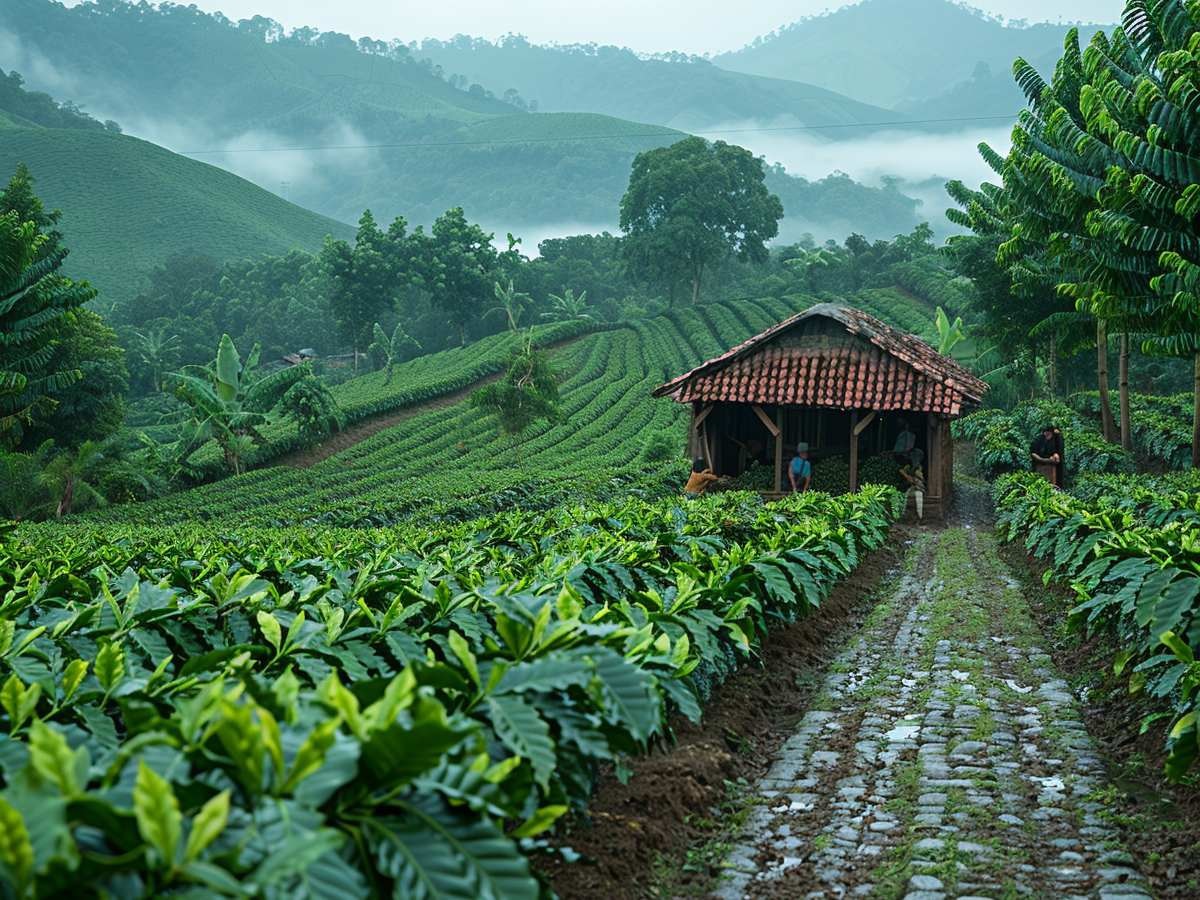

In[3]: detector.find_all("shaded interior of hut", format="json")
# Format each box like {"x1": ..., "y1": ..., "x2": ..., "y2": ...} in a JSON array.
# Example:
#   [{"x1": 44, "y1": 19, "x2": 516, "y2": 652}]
[{"x1": 694, "y1": 405, "x2": 933, "y2": 496}]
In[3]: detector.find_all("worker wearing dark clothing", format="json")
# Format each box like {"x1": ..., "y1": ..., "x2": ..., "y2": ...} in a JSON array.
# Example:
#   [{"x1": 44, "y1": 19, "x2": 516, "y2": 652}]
[{"x1": 1030, "y1": 425, "x2": 1063, "y2": 487}]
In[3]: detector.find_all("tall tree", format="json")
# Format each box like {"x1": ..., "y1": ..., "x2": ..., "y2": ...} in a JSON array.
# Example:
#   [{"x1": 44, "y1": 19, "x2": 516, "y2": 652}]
[
  {"x1": 0, "y1": 212, "x2": 92, "y2": 448},
  {"x1": 620, "y1": 137, "x2": 783, "y2": 304},
  {"x1": 322, "y1": 210, "x2": 395, "y2": 371},
  {"x1": 427, "y1": 208, "x2": 498, "y2": 346},
  {"x1": 998, "y1": 8, "x2": 1200, "y2": 463}
]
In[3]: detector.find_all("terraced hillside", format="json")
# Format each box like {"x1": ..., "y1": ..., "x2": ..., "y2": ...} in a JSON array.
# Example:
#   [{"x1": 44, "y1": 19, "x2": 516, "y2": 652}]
[{"x1": 92, "y1": 290, "x2": 936, "y2": 528}]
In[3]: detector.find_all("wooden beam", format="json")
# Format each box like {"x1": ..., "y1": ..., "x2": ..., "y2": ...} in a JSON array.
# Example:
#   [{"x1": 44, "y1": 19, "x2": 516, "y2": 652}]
[
  {"x1": 752, "y1": 404, "x2": 781, "y2": 437},
  {"x1": 849, "y1": 410, "x2": 860, "y2": 493},
  {"x1": 853, "y1": 409, "x2": 877, "y2": 436},
  {"x1": 702, "y1": 420, "x2": 714, "y2": 470},
  {"x1": 692, "y1": 403, "x2": 714, "y2": 431},
  {"x1": 774, "y1": 407, "x2": 784, "y2": 493}
]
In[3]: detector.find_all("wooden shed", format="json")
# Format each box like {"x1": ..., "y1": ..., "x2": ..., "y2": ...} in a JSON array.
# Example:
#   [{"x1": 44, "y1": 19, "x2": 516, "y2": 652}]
[{"x1": 652, "y1": 303, "x2": 987, "y2": 519}]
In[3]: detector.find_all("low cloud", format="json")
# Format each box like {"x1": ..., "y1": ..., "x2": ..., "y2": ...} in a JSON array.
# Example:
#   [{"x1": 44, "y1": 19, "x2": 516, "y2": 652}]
[{"x1": 712, "y1": 119, "x2": 1014, "y2": 231}]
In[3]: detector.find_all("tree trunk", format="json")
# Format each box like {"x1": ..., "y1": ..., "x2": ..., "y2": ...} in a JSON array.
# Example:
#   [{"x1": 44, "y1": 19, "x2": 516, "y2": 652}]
[
  {"x1": 1193, "y1": 351, "x2": 1200, "y2": 469},
  {"x1": 691, "y1": 262, "x2": 703, "y2": 305},
  {"x1": 56, "y1": 475, "x2": 74, "y2": 519},
  {"x1": 1096, "y1": 320, "x2": 1116, "y2": 442},
  {"x1": 1119, "y1": 333, "x2": 1131, "y2": 452},
  {"x1": 1047, "y1": 333, "x2": 1057, "y2": 395}
]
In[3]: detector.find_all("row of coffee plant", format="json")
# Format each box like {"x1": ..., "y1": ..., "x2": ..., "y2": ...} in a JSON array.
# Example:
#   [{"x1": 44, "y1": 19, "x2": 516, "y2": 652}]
[
  {"x1": 0, "y1": 487, "x2": 901, "y2": 896},
  {"x1": 994, "y1": 473, "x2": 1200, "y2": 778}
]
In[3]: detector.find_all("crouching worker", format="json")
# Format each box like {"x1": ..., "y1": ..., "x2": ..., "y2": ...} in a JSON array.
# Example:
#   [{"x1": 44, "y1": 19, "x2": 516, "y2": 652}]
[
  {"x1": 684, "y1": 457, "x2": 719, "y2": 497},
  {"x1": 900, "y1": 448, "x2": 926, "y2": 522},
  {"x1": 789, "y1": 442, "x2": 812, "y2": 493}
]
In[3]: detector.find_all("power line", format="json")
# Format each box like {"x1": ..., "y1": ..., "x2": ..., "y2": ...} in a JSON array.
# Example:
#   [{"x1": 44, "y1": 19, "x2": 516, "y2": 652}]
[{"x1": 178, "y1": 114, "x2": 1018, "y2": 156}]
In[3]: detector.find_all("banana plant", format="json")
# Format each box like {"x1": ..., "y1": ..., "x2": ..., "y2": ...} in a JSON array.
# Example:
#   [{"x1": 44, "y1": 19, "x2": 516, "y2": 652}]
[{"x1": 168, "y1": 334, "x2": 315, "y2": 475}]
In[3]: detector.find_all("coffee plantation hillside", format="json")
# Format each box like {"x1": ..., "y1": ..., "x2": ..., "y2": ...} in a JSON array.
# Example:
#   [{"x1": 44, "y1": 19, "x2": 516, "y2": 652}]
[{"x1": 88, "y1": 288, "x2": 938, "y2": 529}]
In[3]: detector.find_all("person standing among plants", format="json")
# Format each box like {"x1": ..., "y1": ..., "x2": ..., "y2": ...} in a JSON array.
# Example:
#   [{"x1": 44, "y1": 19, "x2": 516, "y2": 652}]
[
  {"x1": 788, "y1": 442, "x2": 812, "y2": 493},
  {"x1": 900, "y1": 448, "x2": 926, "y2": 522},
  {"x1": 1030, "y1": 424, "x2": 1063, "y2": 487},
  {"x1": 684, "y1": 457, "x2": 720, "y2": 497}
]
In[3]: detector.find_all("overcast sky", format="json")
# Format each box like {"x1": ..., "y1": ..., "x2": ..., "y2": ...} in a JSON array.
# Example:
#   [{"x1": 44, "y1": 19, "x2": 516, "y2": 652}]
[{"x1": 73, "y1": 0, "x2": 1124, "y2": 55}]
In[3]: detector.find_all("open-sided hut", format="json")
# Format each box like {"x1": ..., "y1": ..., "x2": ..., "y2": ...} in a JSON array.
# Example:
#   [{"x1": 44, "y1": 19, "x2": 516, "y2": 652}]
[{"x1": 652, "y1": 303, "x2": 987, "y2": 518}]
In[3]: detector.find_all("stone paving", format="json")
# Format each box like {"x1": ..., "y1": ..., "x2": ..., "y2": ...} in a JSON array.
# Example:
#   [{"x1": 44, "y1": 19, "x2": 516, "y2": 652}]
[{"x1": 714, "y1": 526, "x2": 1154, "y2": 900}]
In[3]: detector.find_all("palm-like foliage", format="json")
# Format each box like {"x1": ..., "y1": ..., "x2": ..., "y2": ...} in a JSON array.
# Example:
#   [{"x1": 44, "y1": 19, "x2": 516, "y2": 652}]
[
  {"x1": 993, "y1": 4, "x2": 1200, "y2": 462},
  {"x1": 131, "y1": 327, "x2": 181, "y2": 392},
  {"x1": 368, "y1": 321, "x2": 421, "y2": 385},
  {"x1": 37, "y1": 439, "x2": 107, "y2": 518},
  {"x1": 542, "y1": 288, "x2": 591, "y2": 322},
  {"x1": 487, "y1": 280, "x2": 531, "y2": 333},
  {"x1": 0, "y1": 211, "x2": 93, "y2": 447},
  {"x1": 169, "y1": 334, "x2": 313, "y2": 475}
]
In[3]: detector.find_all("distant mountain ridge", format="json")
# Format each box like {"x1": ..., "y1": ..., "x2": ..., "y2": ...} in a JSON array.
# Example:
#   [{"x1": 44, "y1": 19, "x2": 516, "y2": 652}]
[
  {"x1": 416, "y1": 35, "x2": 905, "y2": 132},
  {"x1": 0, "y1": 0, "x2": 927, "y2": 243},
  {"x1": 715, "y1": 0, "x2": 1112, "y2": 112}
]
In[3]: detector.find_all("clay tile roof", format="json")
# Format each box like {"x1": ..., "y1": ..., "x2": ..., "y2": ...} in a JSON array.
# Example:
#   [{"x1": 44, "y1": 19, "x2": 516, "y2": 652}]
[{"x1": 652, "y1": 303, "x2": 987, "y2": 416}]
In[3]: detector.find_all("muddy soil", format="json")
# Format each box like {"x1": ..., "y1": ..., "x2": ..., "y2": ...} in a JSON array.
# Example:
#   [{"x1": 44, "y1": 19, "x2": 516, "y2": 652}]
[{"x1": 539, "y1": 532, "x2": 904, "y2": 899}]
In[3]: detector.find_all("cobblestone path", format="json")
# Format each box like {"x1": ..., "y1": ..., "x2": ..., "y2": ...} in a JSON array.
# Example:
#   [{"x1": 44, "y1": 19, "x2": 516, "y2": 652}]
[{"x1": 714, "y1": 526, "x2": 1154, "y2": 900}]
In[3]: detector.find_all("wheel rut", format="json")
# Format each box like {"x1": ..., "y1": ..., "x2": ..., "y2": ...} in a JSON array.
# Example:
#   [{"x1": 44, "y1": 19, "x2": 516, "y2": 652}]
[{"x1": 713, "y1": 524, "x2": 1154, "y2": 900}]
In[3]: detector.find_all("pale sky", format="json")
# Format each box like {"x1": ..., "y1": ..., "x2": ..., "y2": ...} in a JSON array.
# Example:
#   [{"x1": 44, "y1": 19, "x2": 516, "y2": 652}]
[{"x1": 67, "y1": 0, "x2": 1124, "y2": 55}]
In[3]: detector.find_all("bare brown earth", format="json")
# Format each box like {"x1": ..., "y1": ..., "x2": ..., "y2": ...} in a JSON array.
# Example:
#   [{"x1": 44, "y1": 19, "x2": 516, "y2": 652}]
[{"x1": 539, "y1": 531, "x2": 905, "y2": 899}]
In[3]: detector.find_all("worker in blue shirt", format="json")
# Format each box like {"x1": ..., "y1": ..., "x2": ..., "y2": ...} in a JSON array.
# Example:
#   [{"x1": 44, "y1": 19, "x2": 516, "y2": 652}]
[{"x1": 788, "y1": 442, "x2": 812, "y2": 493}]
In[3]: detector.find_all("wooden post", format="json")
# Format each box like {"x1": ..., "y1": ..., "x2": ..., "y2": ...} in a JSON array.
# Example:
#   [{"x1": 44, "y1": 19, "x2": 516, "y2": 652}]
[
  {"x1": 774, "y1": 407, "x2": 784, "y2": 493},
  {"x1": 928, "y1": 416, "x2": 943, "y2": 504},
  {"x1": 849, "y1": 410, "x2": 860, "y2": 493}
]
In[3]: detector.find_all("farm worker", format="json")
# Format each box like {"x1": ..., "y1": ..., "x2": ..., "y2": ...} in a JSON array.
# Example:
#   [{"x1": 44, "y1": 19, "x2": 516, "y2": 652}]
[
  {"x1": 900, "y1": 448, "x2": 926, "y2": 521},
  {"x1": 788, "y1": 442, "x2": 812, "y2": 493},
  {"x1": 1030, "y1": 424, "x2": 1063, "y2": 487},
  {"x1": 892, "y1": 419, "x2": 916, "y2": 461},
  {"x1": 684, "y1": 457, "x2": 720, "y2": 497}
]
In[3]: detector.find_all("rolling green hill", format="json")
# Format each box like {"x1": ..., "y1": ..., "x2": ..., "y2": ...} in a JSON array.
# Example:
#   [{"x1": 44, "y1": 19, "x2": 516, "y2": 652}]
[
  {"x1": 0, "y1": 120, "x2": 352, "y2": 307},
  {"x1": 715, "y1": 0, "x2": 1110, "y2": 112},
  {"x1": 417, "y1": 36, "x2": 905, "y2": 132}
]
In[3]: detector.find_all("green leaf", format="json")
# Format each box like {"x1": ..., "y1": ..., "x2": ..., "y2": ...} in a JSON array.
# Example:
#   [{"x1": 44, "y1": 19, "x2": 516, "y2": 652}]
[
  {"x1": 60, "y1": 659, "x2": 88, "y2": 703},
  {"x1": 485, "y1": 695, "x2": 555, "y2": 791},
  {"x1": 281, "y1": 718, "x2": 339, "y2": 793},
  {"x1": 184, "y1": 790, "x2": 230, "y2": 863},
  {"x1": 1161, "y1": 631, "x2": 1195, "y2": 664},
  {"x1": 215, "y1": 334, "x2": 241, "y2": 402},
  {"x1": 447, "y1": 631, "x2": 480, "y2": 688},
  {"x1": 494, "y1": 657, "x2": 591, "y2": 695},
  {"x1": 1153, "y1": 577, "x2": 1200, "y2": 643},
  {"x1": 511, "y1": 804, "x2": 567, "y2": 838},
  {"x1": 134, "y1": 760, "x2": 182, "y2": 868},
  {"x1": 590, "y1": 648, "x2": 662, "y2": 742},
  {"x1": 368, "y1": 797, "x2": 537, "y2": 900},
  {"x1": 0, "y1": 796, "x2": 33, "y2": 889},
  {"x1": 28, "y1": 720, "x2": 84, "y2": 797},
  {"x1": 257, "y1": 611, "x2": 282, "y2": 654},
  {"x1": 95, "y1": 640, "x2": 126, "y2": 695}
]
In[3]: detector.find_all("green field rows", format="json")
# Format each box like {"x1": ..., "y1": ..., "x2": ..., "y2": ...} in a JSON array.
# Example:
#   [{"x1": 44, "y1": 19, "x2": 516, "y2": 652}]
[{"x1": 92, "y1": 290, "x2": 935, "y2": 528}]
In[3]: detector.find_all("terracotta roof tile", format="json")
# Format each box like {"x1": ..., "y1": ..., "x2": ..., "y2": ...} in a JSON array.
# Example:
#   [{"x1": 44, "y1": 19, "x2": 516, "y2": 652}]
[{"x1": 652, "y1": 303, "x2": 987, "y2": 413}]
